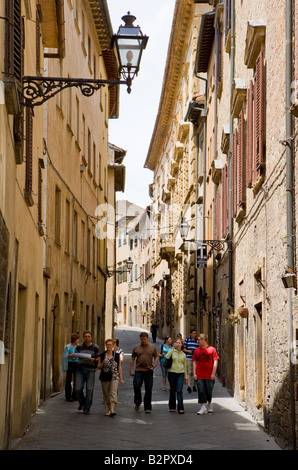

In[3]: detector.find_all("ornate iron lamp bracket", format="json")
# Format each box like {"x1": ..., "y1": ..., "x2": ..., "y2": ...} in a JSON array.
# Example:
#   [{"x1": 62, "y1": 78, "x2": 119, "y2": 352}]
[
  {"x1": 22, "y1": 76, "x2": 131, "y2": 107},
  {"x1": 203, "y1": 240, "x2": 226, "y2": 252}
]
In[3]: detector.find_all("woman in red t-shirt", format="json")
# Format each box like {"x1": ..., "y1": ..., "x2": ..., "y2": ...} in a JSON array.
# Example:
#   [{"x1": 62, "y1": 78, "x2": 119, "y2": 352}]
[{"x1": 192, "y1": 334, "x2": 219, "y2": 415}]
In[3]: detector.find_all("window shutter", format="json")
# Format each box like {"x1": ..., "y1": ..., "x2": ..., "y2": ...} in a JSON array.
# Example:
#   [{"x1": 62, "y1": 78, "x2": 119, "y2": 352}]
[
  {"x1": 254, "y1": 50, "x2": 265, "y2": 173},
  {"x1": 25, "y1": 106, "x2": 34, "y2": 206},
  {"x1": 224, "y1": 0, "x2": 231, "y2": 42},
  {"x1": 237, "y1": 111, "x2": 245, "y2": 208},
  {"x1": 232, "y1": 130, "x2": 238, "y2": 217},
  {"x1": 5, "y1": 0, "x2": 23, "y2": 81},
  {"x1": 36, "y1": 6, "x2": 41, "y2": 76},
  {"x1": 246, "y1": 81, "x2": 253, "y2": 188},
  {"x1": 215, "y1": 185, "x2": 221, "y2": 241},
  {"x1": 222, "y1": 164, "x2": 228, "y2": 238}
]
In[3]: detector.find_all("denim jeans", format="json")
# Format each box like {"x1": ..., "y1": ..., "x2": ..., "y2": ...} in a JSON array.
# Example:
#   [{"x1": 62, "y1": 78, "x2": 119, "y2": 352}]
[
  {"x1": 168, "y1": 372, "x2": 185, "y2": 411},
  {"x1": 133, "y1": 370, "x2": 153, "y2": 410},
  {"x1": 197, "y1": 379, "x2": 215, "y2": 404},
  {"x1": 75, "y1": 367, "x2": 96, "y2": 411},
  {"x1": 65, "y1": 361, "x2": 78, "y2": 401}
]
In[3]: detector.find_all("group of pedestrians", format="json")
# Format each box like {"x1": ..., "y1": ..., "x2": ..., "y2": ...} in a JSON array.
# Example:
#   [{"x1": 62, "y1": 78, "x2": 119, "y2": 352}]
[
  {"x1": 62, "y1": 331, "x2": 124, "y2": 416},
  {"x1": 158, "y1": 329, "x2": 219, "y2": 414},
  {"x1": 62, "y1": 328, "x2": 219, "y2": 417}
]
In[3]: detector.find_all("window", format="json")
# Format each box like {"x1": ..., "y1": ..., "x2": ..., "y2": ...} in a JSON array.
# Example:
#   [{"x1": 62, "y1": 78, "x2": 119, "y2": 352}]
[
  {"x1": 221, "y1": 163, "x2": 229, "y2": 238},
  {"x1": 92, "y1": 236, "x2": 96, "y2": 276},
  {"x1": 93, "y1": 55, "x2": 96, "y2": 79},
  {"x1": 73, "y1": 211, "x2": 78, "y2": 259},
  {"x1": 93, "y1": 142, "x2": 96, "y2": 180},
  {"x1": 67, "y1": 78, "x2": 72, "y2": 129},
  {"x1": 75, "y1": 97, "x2": 80, "y2": 144},
  {"x1": 38, "y1": 159, "x2": 43, "y2": 235},
  {"x1": 88, "y1": 129, "x2": 91, "y2": 171},
  {"x1": 55, "y1": 186, "x2": 61, "y2": 244},
  {"x1": 246, "y1": 51, "x2": 266, "y2": 188},
  {"x1": 87, "y1": 227, "x2": 91, "y2": 273},
  {"x1": 224, "y1": 0, "x2": 231, "y2": 42},
  {"x1": 5, "y1": 0, "x2": 23, "y2": 82},
  {"x1": 82, "y1": 114, "x2": 86, "y2": 158},
  {"x1": 98, "y1": 152, "x2": 102, "y2": 187},
  {"x1": 81, "y1": 220, "x2": 85, "y2": 265},
  {"x1": 65, "y1": 200, "x2": 70, "y2": 253},
  {"x1": 231, "y1": 110, "x2": 245, "y2": 220},
  {"x1": 88, "y1": 36, "x2": 91, "y2": 69},
  {"x1": 24, "y1": 106, "x2": 34, "y2": 206},
  {"x1": 36, "y1": 6, "x2": 41, "y2": 75}
]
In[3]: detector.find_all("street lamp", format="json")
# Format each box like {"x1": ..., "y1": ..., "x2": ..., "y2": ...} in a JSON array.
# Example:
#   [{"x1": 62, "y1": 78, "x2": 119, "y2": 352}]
[
  {"x1": 178, "y1": 217, "x2": 225, "y2": 252},
  {"x1": 281, "y1": 268, "x2": 296, "y2": 288},
  {"x1": 107, "y1": 257, "x2": 133, "y2": 278},
  {"x1": 112, "y1": 12, "x2": 149, "y2": 94},
  {"x1": 179, "y1": 217, "x2": 191, "y2": 240},
  {"x1": 22, "y1": 13, "x2": 148, "y2": 106}
]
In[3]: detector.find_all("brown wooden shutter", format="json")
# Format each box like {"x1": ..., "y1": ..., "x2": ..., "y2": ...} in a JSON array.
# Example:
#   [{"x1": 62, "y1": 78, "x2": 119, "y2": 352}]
[
  {"x1": 222, "y1": 164, "x2": 228, "y2": 238},
  {"x1": 232, "y1": 130, "x2": 238, "y2": 217},
  {"x1": 5, "y1": 0, "x2": 23, "y2": 81},
  {"x1": 246, "y1": 81, "x2": 253, "y2": 188},
  {"x1": 38, "y1": 162, "x2": 42, "y2": 225},
  {"x1": 237, "y1": 111, "x2": 245, "y2": 208},
  {"x1": 254, "y1": 50, "x2": 265, "y2": 173},
  {"x1": 36, "y1": 6, "x2": 41, "y2": 76},
  {"x1": 215, "y1": 185, "x2": 221, "y2": 241},
  {"x1": 25, "y1": 106, "x2": 34, "y2": 206},
  {"x1": 224, "y1": 0, "x2": 231, "y2": 42}
]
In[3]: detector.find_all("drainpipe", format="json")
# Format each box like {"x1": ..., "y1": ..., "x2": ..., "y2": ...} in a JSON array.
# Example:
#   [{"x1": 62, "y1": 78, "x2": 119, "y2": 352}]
[
  {"x1": 285, "y1": 0, "x2": 296, "y2": 451},
  {"x1": 228, "y1": 0, "x2": 235, "y2": 309}
]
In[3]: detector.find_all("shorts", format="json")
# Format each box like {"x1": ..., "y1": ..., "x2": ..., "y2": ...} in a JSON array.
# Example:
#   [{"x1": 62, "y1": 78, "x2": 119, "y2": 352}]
[
  {"x1": 187, "y1": 359, "x2": 193, "y2": 375},
  {"x1": 101, "y1": 379, "x2": 119, "y2": 403},
  {"x1": 160, "y1": 361, "x2": 168, "y2": 378}
]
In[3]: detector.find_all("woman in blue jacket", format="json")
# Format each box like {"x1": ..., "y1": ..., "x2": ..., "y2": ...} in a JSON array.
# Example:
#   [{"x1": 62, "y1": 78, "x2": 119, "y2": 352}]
[{"x1": 62, "y1": 333, "x2": 80, "y2": 401}]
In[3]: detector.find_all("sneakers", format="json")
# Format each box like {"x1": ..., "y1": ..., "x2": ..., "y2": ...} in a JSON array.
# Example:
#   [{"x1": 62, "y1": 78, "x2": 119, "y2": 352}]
[
  {"x1": 187, "y1": 386, "x2": 192, "y2": 393},
  {"x1": 197, "y1": 403, "x2": 214, "y2": 414},
  {"x1": 197, "y1": 404, "x2": 208, "y2": 415}
]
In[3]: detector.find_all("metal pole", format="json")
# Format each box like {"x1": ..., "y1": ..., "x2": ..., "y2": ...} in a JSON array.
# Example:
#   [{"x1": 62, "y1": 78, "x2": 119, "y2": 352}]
[{"x1": 285, "y1": 0, "x2": 296, "y2": 450}]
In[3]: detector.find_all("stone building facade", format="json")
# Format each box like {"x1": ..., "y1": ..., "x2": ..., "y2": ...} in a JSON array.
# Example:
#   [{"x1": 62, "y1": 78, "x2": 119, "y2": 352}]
[
  {"x1": 200, "y1": 0, "x2": 298, "y2": 449},
  {"x1": 146, "y1": 0, "x2": 297, "y2": 450},
  {"x1": 145, "y1": 0, "x2": 212, "y2": 340},
  {"x1": 0, "y1": 0, "x2": 50, "y2": 449},
  {"x1": 0, "y1": 0, "x2": 123, "y2": 449},
  {"x1": 115, "y1": 201, "x2": 153, "y2": 330}
]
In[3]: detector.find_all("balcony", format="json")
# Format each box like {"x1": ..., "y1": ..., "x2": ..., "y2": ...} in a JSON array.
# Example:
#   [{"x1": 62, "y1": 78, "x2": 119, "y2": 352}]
[{"x1": 159, "y1": 235, "x2": 176, "y2": 260}]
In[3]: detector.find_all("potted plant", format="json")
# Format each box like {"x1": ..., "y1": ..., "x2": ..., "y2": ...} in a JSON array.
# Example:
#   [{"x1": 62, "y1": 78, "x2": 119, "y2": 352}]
[
  {"x1": 238, "y1": 307, "x2": 248, "y2": 318},
  {"x1": 228, "y1": 311, "x2": 239, "y2": 325}
]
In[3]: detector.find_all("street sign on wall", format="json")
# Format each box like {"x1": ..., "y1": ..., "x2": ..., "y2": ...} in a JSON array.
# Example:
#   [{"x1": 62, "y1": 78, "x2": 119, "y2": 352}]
[{"x1": 196, "y1": 244, "x2": 207, "y2": 268}]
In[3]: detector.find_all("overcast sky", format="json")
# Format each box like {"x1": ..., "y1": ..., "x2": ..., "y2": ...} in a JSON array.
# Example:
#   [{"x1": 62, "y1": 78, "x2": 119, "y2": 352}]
[{"x1": 107, "y1": 0, "x2": 175, "y2": 209}]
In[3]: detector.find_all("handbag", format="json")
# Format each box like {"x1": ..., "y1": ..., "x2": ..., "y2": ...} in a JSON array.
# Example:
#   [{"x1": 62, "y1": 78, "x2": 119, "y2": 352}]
[
  {"x1": 99, "y1": 368, "x2": 112, "y2": 381},
  {"x1": 163, "y1": 356, "x2": 173, "y2": 369}
]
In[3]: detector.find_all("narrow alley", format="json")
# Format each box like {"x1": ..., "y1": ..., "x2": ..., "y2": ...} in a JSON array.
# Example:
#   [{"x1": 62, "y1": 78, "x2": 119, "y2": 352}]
[{"x1": 14, "y1": 328, "x2": 280, "y2": 453}]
